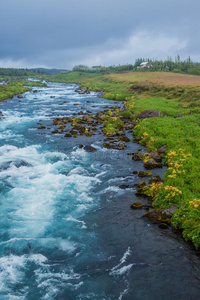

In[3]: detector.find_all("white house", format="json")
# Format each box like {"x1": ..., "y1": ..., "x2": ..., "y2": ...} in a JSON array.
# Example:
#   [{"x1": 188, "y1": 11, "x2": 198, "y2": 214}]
[{"x1": 138, "y1": 62, "x2": 152, "y2": 68}]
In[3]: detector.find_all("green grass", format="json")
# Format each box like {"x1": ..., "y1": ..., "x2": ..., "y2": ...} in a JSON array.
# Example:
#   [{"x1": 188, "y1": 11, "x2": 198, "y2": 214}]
[
  {"x1": 0, "y1": 80, "x2": 47, "y2": 101},
  {"x1": 134, "y1": 115, "x2": 200, "y2": 248}
]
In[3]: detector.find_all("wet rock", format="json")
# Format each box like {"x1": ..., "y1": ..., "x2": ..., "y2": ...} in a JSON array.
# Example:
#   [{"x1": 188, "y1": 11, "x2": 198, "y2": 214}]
[
  {"x1": 64, "y1": 133, "x2": 72, "y2": 137},
  {"x1": 84, "y1": 145, "x2": 97, "y2": 152},
  {"x1": 50, "y1": 96, "x2": 55, "y2": 98},
  {"x1": 52, "y1": 129, "x2": 58, "y2": 134},
  {"x1": 159, "y1": 205, "x2": 177, "y2": 219},
  {"x1": 149, "y1": 150, "x2": 162, "y2": 162},
  {"x1": 79, "y1": 87, "x2": 90, "y2": 94},
  {"x1": 116, "y1": 141, "x2": 127, "y2": 150},
  {"x1": 144, "y1": 159, "x2": 162, "y2": 169},
  {"x1": 159, "y1": 223, "x2": 169, "y2": 229},
  {"x1": 117, "y1": 135, "x2": 131, "y2": 142},
  {"x1": 86, "y1": 118, "x2": 93, "y2": 124},
  {"x1": 107, "y1": 132, "x2": 117, "y2": 137},
  {"x1": 131, "y1": 202, "x2": 143, "y2": 209},
  {"x1": 33, "y1": 90, "x2": 38, "y2": 93},
  {"x1": 103, "y1": 143, "x2": 116, "y2": 149},
  {"x1": 135, "y1": 188, "x2": 144, "y2": 195},
  {"x1": 143, "y1": 204, "x2": 153, "y2": 210},
  {"x1": 132, "y1": 153, "x2": 144, "y2": 161},
  {"x1": 138, "y1": 171, "x2": 152, "y2": 177},
  {"x1": 133, "y1": 170, "x2": 138, "y2": 174},
  {"x1": 119, "y1": 184, "x2": 129, "y2": 189},
  {"x1": 137, "y1": 110, "x2": 162, "y2": 119},
  {"x1": 138, "y1": 181, "x2": 147, "y2": 188},
  {"x1": 18, "y1": 95, "x2": 23, "y2": 98},
  {"x1": 143, "y1": 211, "x2": 158, "y2": 220},
  {"x1": 38, "y1": 125, "x2": 45, "y2": 129},
  {"x1": 125, "y1": 124, "x2": 133, "y2": 129},
  {"x1": 79, "y1": 144, "x2": 83, "y2": 148},
  {"x1": 157, "y1": 145, "x2": 168, "y2": 154},
  {"x1": 149, "y1": 175, "x2": 162, "y2": 184},
  {"x1": 118, "y1": 131, "x2": 125, "y2": 136}
]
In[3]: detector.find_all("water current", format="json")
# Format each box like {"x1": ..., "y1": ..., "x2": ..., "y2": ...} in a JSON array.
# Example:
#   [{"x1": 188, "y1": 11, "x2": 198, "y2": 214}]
[{"x1": 0, "y1": 82, "x2": 200, "y2": 299}]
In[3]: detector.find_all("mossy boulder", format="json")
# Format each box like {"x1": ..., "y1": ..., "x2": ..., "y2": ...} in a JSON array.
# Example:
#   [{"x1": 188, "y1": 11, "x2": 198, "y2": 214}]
[
  {"x1": 149, "y1": 175, "x2": 162, "y2": 184},
  {"x1": 132, "y1": 153, "x2": 144, "y2": 161},
  {"x1": 157, "y1": 145, "x2": 167, "y2": 154},
  {"x1": 144, "y1": 159, "x2": 162, "y2": 169},
  {"x1": 138, "y1": 181, "x2": 147, "y2": 188},
  {"x1": 64, "y1": 133, "x2": 72, "y2": 137},
  {"x1": 52, "y1": 129, "x2": 58, "y2": 134},
  {"x1": 130, "y1": 202, "x2": 143, "y2": 209},
  {"x1": 149, "y1": 150, "x2": 162, "y2": 162},
  {"x1": 138, "y1": 171, "x2": 152, "y2": 177}
]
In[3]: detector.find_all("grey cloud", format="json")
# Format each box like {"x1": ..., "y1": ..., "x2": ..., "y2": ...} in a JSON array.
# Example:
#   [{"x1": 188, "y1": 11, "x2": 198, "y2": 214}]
[{"x1": 0, "y1": 0, "x2": 200, "y2": 68}]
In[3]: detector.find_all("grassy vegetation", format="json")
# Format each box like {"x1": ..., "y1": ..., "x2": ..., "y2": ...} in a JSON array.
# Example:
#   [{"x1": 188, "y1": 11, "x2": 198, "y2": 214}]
[
  {"x1": 0, "y1": 80, "x2": 47, "y2": 101},
  {"x1": 38, "y1": 70, "x2": 200, "y2": 248}
]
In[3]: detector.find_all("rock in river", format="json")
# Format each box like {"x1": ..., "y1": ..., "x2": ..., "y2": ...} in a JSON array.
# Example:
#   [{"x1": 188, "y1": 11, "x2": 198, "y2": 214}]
[{"x1": 84, "y1": 145, "x2": 97, "y2": 152}]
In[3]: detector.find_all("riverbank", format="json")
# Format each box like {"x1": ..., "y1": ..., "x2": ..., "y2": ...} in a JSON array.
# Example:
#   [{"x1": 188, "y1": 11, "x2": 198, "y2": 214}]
[
  {"x1": 0, "y1": 80, "x2": 47, "y2": 101},
  {"x1": 36, "y1": 71, "x2": 200, "y2": 249}
]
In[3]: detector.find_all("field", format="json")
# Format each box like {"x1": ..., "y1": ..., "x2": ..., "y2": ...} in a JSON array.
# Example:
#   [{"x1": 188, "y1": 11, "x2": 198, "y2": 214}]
[{"x1": 107, "y1": 72, "x2": 200, "y2": 86}]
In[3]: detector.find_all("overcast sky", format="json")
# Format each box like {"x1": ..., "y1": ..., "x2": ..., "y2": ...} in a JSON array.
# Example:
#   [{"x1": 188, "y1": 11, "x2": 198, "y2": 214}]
[{"x1": 0, "y1": 0, "x2": 200, "y2": 69}]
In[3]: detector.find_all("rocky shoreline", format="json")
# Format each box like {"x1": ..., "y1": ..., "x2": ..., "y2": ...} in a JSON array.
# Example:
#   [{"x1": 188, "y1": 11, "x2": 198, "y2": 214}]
[{"x1": 37, "y1": 87, "x2": 175, "y2": 232}]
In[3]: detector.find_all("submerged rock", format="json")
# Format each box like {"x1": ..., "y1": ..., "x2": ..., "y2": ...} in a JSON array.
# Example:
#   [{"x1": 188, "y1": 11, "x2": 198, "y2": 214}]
[
  {"x1": 131, "y1": 202, "x2": 143, "y2": 209},
  {"x1": 132, "y1": 153, "x2": 144, "y2": 161},
  {"x1": 84, "y1": 145, "x2": 97, "y2": 152},
  {"x1": 119, "y1": 184, "x2": 129, "y2": 189},
  {"x1": 138, "y1": 171, "x2": 152, "y2": 177},
  {"x1": 159, "y1": 223, "x2": 169, "y2": 229}
]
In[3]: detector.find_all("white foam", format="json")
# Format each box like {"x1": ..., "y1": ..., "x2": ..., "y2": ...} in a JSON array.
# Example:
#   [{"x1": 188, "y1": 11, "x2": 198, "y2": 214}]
[
  {"x1": 118, "y1": 287, "x2": 129, "y2": 300},
  {"x1": 109, "y1": 248, "x2": 133, "y2": 276},
  {"x1": 111, "y1": 247, "x2": 131, "y2": 271},
  {"x1": 0, "y1": 254, "x2": 47, "y2": 290},
  {"x1": 65, "y1": 216, "x2": 87, "y2": 229},
  {"x1": 110, "y1": 264, "x2": 133, "y2": 276}
]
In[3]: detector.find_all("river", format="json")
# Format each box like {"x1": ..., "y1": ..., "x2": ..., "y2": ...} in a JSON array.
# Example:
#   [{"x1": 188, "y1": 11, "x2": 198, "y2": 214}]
[{"x1": 0, "y1": 82, "x2": 200, "y2": 300}]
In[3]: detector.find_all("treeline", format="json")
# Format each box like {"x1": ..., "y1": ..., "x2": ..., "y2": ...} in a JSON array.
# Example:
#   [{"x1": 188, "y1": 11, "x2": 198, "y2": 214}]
[
  {"x1": 0, "y1": 68, "x2": 45, "y2": 77},
  {"x1": 134, "y1": 55, "x2": 200, "y2": 75},
  {"x1": 72, "y1": 64, "x2": 134, "y2": 74},
  {"x1": 73, "y1": 56, "x2": 200, "y2": 76}
]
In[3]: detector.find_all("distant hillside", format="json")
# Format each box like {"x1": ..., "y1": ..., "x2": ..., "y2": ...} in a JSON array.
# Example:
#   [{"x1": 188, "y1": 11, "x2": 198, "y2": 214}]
[{"x1": 31, "y1": 68, "x2": 68, "y2": 74}]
